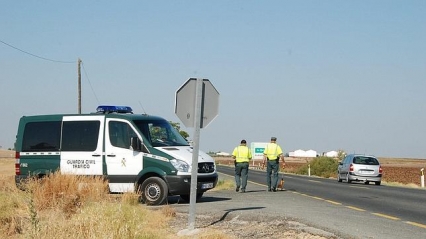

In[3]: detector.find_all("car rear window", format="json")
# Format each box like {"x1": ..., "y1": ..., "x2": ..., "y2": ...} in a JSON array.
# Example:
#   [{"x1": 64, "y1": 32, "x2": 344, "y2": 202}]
[{"x1": 353, "y1": 156, "x2": 379, "y2": 165}]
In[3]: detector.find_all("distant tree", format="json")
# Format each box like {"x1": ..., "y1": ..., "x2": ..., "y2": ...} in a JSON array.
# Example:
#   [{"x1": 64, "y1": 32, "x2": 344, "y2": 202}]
[
  {"x1": 207, "y1": 151, "x2": 216, "y2": 156},
  {"x1": 337, "y1": 150, "x2": 346, "y2": 161},
  {"x1": 169, "y1": 121, "x2": 190, "y2": 140},
  {"x1": 296, "y1": 156, "x2": 339, "y2": 178}
]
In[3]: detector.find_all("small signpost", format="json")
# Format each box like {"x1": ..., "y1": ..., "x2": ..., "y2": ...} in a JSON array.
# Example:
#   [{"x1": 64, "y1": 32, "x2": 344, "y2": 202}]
[
  {"x1": 175, "y1": 78, "x2": 219, "y2": 232},
  {"x1": 250, "y1": 142, "x2": 268, "y2": 167}
]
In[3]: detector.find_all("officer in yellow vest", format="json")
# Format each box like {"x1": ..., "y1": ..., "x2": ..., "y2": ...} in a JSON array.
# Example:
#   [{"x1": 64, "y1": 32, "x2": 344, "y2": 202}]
[
  {"x1": 263, "y1": 137, "x2": 284, "y2": 192},
  {"x1": 232, "y1": 139, "x2": 252, "y2": 193}
]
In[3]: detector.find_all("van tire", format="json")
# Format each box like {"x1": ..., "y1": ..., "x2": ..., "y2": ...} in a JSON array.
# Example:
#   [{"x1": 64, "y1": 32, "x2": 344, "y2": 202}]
[
  {"x1": 139, "y1": 177, "x2": 168, "y2": 206},
  {"x1": 179, "y1": 192, "x2": 204, "y2": 203}
]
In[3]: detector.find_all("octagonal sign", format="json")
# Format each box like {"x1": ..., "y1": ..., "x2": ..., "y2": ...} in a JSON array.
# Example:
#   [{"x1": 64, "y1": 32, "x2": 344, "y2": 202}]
[{"x1": 175, "y1": 78, "x2": 219, "y2": 128}]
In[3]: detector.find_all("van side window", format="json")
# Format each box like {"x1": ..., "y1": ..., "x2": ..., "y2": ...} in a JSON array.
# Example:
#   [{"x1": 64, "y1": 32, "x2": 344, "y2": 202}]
[
  {"x1": 22, "y1": 121, "x2": 61, "y2": 152},
  {"x1": 109, "y1": 121, "x2": 137, "y2": 149},
  {"x1": 62, "y1": 121, "x2": 100, "y2": 151}
]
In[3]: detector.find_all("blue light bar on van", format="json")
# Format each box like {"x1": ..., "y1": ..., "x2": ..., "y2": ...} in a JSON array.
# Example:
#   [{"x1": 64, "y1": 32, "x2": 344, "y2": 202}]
[{"x1": 96, "y1": 105, "x2": 133, "y2": 114}]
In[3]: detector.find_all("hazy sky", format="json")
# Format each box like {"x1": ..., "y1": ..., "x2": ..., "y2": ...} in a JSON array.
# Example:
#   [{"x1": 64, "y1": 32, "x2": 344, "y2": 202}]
[{"x1": 1, "y1": 1, "x2": 426, "y2": 158}]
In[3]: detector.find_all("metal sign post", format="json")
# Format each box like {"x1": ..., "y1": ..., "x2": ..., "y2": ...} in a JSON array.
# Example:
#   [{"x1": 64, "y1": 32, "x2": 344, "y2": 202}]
[
  {"x1": 175, "y1": 78, "x2": 219, "y2": 232},
  {"x1": 188, "y1": 78, "x2": 202, "y2": 230}
]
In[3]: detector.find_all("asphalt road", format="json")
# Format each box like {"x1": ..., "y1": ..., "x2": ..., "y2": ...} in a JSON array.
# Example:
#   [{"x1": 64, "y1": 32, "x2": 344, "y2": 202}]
[
  {"x1": 169, "y1": 165, "x2": 426, "y2": 239},
  {"x1": 218, "y1": 165, "x2": 426, "y2": 225}
]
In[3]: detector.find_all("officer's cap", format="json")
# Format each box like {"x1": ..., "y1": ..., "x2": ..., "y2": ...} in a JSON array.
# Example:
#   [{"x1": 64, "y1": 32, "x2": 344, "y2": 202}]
[
  {"x1": 241, "y1": 139, "x2": 247, "y2": 144},
  {"x1": 271, "y1": 137, "x2": 277, "y2": 141}
]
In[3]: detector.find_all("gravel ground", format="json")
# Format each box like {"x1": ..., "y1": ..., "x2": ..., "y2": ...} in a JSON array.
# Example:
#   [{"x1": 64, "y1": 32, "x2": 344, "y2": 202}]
[
  {"x1": 168, "y1": 210, "x2": 336, "y2": 239},
  {"x1": 165, "y1": 174, "x2": 342, "y2": 239}
]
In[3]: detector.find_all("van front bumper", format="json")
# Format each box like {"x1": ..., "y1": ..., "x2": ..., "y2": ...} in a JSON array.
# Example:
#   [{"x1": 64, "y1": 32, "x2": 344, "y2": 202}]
[{"x1": 165, "y1": 173, "x2": 218, "y2": 196}]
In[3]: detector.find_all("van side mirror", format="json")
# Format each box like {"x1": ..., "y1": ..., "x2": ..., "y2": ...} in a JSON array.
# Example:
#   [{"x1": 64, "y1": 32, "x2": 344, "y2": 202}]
[
  {"x1": 131, "y1": 136, "x2": 149, "y2": 152},
  {"x1": 131, "y1": 137, "x2": 141, "y2": 151}
]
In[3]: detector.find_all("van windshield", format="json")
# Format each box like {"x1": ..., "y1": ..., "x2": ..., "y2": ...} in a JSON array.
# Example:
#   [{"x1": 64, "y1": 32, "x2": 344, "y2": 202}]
[{"x1": 133, "y1": 120, "x2": 190, "y2": 147}]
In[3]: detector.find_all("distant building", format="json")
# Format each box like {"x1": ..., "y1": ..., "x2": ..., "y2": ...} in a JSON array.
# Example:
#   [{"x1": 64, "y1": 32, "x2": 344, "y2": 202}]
[
  {"x1": 289, "y1": 149, "x2": 317, "y2": 158},
  {"x1": 216, "y1": 151, "x2": 231, "y2": 156},
  {"x1": 324, "y1": 150, "x2": 338, "y2": 158},
  {"x1": 305, "y1": 150, "x2": 317, "y2": 157}
]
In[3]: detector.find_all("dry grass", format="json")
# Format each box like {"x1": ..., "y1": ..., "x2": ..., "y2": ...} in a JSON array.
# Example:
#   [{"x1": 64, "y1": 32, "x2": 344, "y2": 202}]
[
  {"x1": 0, "y1": 163, "x2": 177, "y2": 238},
  {"x1": 212, "y1": 178, "x2": 235, "y2": 191},
  {"x1": 0, "y1": 154, "x2": 230, "y2": 238},
  {"x1": 0, "y1": 157, "x2": 14, "y2": 176}
]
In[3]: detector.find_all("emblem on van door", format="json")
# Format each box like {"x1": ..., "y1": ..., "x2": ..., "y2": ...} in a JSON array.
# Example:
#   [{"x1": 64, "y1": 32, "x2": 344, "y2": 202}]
[{"x1": 121, "y1": 158, "x2": 126, "y2": 167}]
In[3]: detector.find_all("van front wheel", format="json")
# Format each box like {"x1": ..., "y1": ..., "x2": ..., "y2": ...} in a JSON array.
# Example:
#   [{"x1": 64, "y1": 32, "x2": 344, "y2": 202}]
[{"x1": 139, "y1": 177, "x2": 168, "y2": 206}]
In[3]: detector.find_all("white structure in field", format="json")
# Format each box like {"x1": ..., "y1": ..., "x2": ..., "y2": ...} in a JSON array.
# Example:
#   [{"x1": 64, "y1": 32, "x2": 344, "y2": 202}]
[
  {"x1": 289, "y1": 149, "x2": 318, "y2": 158},
  {"x1": 324, "y1": 150, "x2": 338, "y2": 157},
  {"x1": 216, "y1": 151, "x2": 231, "y2": 156}
]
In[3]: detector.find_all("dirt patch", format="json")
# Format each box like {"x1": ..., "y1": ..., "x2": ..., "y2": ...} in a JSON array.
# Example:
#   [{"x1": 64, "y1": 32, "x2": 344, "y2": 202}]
[{"x1": 382, "y1": 166, "x2": 424, "y2": 186}]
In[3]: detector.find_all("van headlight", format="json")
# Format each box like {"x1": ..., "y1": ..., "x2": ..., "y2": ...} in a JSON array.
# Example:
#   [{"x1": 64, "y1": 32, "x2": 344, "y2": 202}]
[{"x1": 170, "y1": 159, "x2": 190, "y2": 172}]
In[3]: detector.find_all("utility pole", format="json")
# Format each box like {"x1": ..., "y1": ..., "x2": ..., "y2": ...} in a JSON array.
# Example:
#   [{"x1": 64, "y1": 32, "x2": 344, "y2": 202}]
[{"x1": 77, "y1": 58, "x2": 82, "y2": 114}]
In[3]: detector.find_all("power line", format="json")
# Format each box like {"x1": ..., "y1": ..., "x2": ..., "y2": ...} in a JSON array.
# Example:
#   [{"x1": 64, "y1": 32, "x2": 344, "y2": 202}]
[
  {"x1": 81, "y1": 61, "x2": 100, "y2": 105},
  {"x1": 0, "y1": 39, "x2": 75, "y2": 63}
]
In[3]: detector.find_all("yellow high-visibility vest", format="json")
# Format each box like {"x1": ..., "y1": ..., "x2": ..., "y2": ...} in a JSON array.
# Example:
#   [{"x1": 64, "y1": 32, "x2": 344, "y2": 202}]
[
  {"x1": 264, "y1": 143, "x2": 283, "y2": 160},
  {"x1": 232, "y1": 145, "x2": 252, "y2": 163}
]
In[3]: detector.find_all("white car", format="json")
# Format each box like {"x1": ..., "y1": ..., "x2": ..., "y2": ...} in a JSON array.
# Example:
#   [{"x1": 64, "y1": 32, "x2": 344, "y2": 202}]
[{"x1": 337, "y1": 154, "x2": 382, "y2": 185}]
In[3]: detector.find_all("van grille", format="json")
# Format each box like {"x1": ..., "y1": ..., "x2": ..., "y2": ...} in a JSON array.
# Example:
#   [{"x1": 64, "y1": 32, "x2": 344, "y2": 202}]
[{"x1": 198, "y1": 162, "x2": 215, "y2": 173}]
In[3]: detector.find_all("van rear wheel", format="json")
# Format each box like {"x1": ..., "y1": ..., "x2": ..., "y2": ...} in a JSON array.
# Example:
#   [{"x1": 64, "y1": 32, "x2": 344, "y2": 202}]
[{"x1": 139, "y1": 177, "x2": 168, "y2": 206}]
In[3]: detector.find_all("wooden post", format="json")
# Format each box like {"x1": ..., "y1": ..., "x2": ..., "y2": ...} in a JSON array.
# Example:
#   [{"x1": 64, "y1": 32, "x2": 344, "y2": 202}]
[{"x1": 77, "y1": 58, "x2": 82, "y2": 114}]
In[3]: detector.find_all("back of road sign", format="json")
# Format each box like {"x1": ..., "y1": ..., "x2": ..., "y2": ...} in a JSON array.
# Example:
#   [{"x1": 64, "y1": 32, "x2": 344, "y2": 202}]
[{"x1": 175, "y1": 78, "x2": 219, "y2": 128}]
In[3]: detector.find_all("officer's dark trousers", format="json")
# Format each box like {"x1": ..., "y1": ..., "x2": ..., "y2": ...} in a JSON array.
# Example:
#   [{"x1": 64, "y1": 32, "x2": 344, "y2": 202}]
[
  {"x1": 266, "y1": 160, "x2": 279, "y2": 190},
  {"x1": 235, "y1": 162, "x2": 249, "y2": 190}
]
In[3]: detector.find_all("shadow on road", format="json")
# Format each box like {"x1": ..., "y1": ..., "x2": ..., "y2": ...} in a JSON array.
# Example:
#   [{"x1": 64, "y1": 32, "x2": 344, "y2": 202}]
[
  {"x1": 167, "y1": 195, "x2": 232, "y2": 204},
  {"x1": 205, "y1": 206, "x2": 265, "y2": 227}
]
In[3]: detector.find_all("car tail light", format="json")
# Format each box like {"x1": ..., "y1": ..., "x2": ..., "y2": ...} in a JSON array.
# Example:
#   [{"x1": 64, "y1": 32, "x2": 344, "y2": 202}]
[
  {"x1": 349, "y1": 163, "x2": 354, "y2": 172},
  {"x1": 379, "y1": 166, "x2": 383, "y2": 174},
  {"x1": 15, "y1": 152, "x2": 20, "y2": 175}
]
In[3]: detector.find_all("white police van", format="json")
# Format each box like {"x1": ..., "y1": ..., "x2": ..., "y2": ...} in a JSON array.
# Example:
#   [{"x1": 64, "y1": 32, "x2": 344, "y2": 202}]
[{"x1": 15, "y1": 105, "x2": 218, "y2": 205}]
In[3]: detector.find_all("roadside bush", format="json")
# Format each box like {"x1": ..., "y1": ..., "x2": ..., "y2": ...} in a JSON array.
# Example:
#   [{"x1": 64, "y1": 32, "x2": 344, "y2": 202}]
[{"x1": 296, "y1": 156, "x2": 339, "y2": 178}]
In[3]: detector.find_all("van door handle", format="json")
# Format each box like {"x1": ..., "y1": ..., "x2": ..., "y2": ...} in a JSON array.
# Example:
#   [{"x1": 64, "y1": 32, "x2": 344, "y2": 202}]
[
  {"x1": 107, "y1": 154, "x2": 116, "y2": 157},
  {"x1": 92, "y1": 154, "x2": 101, "y2": 157}
]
